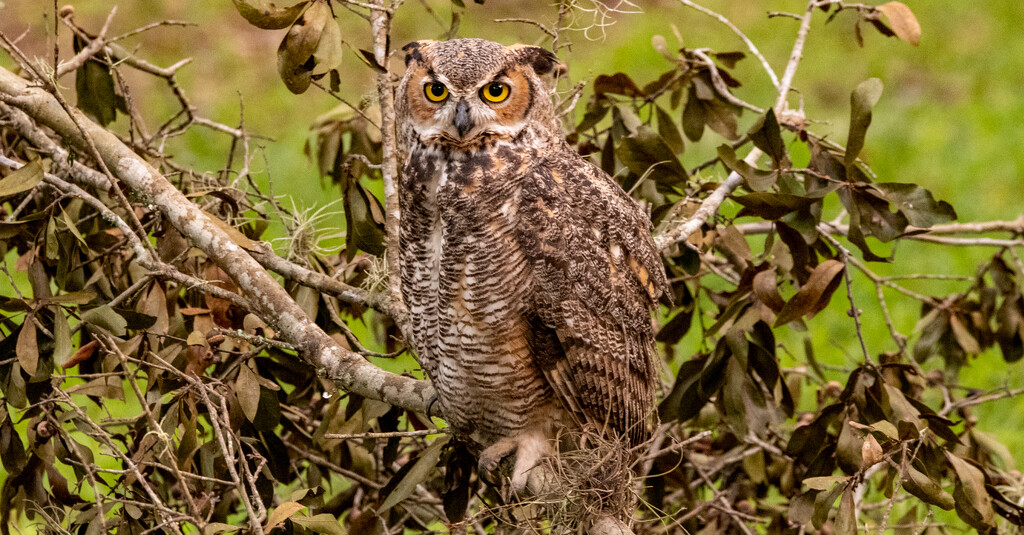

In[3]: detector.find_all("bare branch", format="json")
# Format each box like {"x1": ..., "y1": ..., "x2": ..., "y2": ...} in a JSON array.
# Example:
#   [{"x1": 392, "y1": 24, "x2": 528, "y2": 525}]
[
  {"x1": 55, "y1": 7, "x2": 118, "y2": 78},
  {"x1": 775, "y1": 0, "x2": 817, "y2": 113}
]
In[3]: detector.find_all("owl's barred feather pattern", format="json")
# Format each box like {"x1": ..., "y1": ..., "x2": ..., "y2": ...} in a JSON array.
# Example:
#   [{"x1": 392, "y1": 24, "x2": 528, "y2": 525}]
[{"x1": 396, "y1": 39, "x2": 667, "y2": 484}]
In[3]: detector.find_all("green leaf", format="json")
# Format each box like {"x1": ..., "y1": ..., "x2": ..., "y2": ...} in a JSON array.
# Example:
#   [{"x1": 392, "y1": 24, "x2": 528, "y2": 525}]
[
  {"x1": 52, "y1": 307, "x2": 72, "y2": 368},
  {"x1": 253, "y1": 384, "x2": 282, "y2": 432},
  {"x1": 682, "y1": 85, "x2": 707, "y2": 142},
  {"x1": 657, "y1": 357, "x2": 705, "y2": 422},
  {"x1": 945, "y1": 452, "x2": 997, "y2": 531},
  {"x1": 845, "y1": 78, "x2": 883, "y2": 167},
  {"x1": 747, "y1": 108, "x2": 787, "y2": 166},
  {"x1": 812, "y1": 482, "x2": 845, "y2": 529},
  {"x1": 803, "y1": 475, "x2": 848, "y2": 491},
  {"x1": 834, "y1": 486, "x2": 856, "y2": 535},
  {"x1": 74, "y1": 35, "x2": 117, "y2": 126},
  {"x1": 871, "y1": 182, "x2": 957, "y2": 228},
  {"x1": 971, "y1": 429, "x2": 1016, "y2": 470},
  {"x1": 203, "y1": 523, "x2": 240, "y2": 535},
  {"x1": 39, "y1": 291, "x2": 97, "y2": 306},
  {"x1": 839, "y1": 188, "x2": 895, "y2": 261},
  {"x1": 231, "y1": 0, "x2": 308, "y2": 30},
  {"x1": 576, "y1": 101, "x2": 610, "y2": 133},
  {"x1": 0, "y1": 414, "x2": 28, "y2": 478},
  {"x1": 733, "y1": 192, "x2": 828, "y2": 220},
  {"x1": 836, "y1": 419, "x2": 863, "y2": 475},
  {"x1": 66, "y1": 377, "x2": 125, "y2": 400},
  {"x1": 717, "y1": 144, "x2": 775, "y2": 192},
  {"x1": 705, "y1": 97, "x2": 740, "y2": 140},
  {"x1": 901, "y1": 459, "x2": 954, "y2": 506},
  {"x1": 655, "y1": 105, "x2": 684, "y2": 155},
  {"x1": 80, "y1": 306, "x2": 128, "y2": 336},
  {"x1": 291, "y1": 514, "x2": 347, "y2": 535},
  {"x1": 0, "y1": 159, "x2": 45, "y2": 198},
  {"x1": 616, "y1": 125, "x2": 688, "y2": 190},
  {"x1": 344, "y1": 177, "x2": 387, "y2": 260},
  {"x1": 378, "y1": 435, "x2": 449, "y2": 513}
]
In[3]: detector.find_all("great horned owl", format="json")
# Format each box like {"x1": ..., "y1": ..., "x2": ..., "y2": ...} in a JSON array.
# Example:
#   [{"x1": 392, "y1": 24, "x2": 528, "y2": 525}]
[{"x1": 396, "y1": 38, "x2": 667, "y2": 491}]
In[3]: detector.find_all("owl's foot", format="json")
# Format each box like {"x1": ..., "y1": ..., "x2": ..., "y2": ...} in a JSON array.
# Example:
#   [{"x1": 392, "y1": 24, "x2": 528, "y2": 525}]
[
  {"x1": 478, "y1": 436, "x2": 518, "y2": 486},
  {"x1": 478, "y1": 431, "x2": 554, "y2": 495}
]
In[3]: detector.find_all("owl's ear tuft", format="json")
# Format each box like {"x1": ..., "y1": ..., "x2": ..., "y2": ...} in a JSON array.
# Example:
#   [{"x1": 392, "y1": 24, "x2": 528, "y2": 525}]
[
  {"x1": 403, "y1": 40, "x2": 432, "y2": 67},
  {"x1": 511, "y1": 45, "x2": 566, "y2": 77}
]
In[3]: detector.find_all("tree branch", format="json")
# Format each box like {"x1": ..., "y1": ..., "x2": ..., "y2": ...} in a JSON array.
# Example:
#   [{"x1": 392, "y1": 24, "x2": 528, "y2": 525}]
[
  {"x1": 0, "y1": 65, "x2": 435, "y2": 415},
  {"x1": 370, "y1": 0, "x2": 411, "y2": 334}
]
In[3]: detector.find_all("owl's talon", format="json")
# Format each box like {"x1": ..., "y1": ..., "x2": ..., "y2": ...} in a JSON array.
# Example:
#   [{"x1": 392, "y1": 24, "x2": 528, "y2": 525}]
[{"x1": 425, "y1": 394, "x2": 440, "y2": 420}]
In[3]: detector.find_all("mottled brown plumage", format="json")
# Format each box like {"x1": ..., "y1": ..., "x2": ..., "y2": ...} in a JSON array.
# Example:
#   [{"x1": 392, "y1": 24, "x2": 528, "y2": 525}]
[{"x1": 396, "y1": 38, "x2": 667, "y2": 490}]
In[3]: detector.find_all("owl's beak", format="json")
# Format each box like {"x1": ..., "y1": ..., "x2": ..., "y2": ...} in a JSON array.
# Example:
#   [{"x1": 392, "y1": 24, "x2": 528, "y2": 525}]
[{"x1": 453, "y1": 100, "x2": 473, "y2": 138}]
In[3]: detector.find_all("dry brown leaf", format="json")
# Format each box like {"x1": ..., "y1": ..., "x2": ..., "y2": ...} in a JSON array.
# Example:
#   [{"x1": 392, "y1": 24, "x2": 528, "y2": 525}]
[{"x1": 877, "y1": 2, "x2": 921, "y2": 46}]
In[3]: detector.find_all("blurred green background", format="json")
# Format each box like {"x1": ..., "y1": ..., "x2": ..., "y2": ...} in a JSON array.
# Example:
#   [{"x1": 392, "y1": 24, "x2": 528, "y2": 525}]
[{"x1": 1, "y1": 0, "x2": 1023, "y2": 517}]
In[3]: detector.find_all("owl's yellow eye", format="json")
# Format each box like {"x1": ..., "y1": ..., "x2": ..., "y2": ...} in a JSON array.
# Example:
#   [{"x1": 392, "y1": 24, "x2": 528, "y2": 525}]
[
  {"x1": 424, "y1": 82, "x2": 449, "y2": 102},
  {"x1": 481, "y1": 82, "x2": 510, "y2": 103}
]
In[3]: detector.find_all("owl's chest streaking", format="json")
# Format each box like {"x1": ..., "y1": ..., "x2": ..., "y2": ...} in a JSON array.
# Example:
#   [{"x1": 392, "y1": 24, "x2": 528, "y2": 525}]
[{"x1": 398, "y1": 143, "x2": 556, "y2": 445}]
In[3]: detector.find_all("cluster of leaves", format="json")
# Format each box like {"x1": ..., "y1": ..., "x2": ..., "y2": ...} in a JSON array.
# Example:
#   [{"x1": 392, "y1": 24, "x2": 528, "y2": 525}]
[
  {"x1": 233, "y1": 0, "x2": 345, "y2": 94},
  {"x1": 2, "y1": 1, "x2": 1024, "y2": 534},
  {"x1": 914, "y1": 256, "x2": 1024, "y2": 371}
]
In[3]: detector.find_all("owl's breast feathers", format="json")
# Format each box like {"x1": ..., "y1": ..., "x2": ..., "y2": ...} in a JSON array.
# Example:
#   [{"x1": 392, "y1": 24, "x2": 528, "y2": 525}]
[{"x1": 399, "y1": 142, "x2": 667, "y2": 446}]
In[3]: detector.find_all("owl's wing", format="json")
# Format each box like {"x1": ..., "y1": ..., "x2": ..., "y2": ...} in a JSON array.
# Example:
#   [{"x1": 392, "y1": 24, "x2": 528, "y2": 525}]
[{"x1": 517, "y1": 154, "x2": 667, "y2": 445}]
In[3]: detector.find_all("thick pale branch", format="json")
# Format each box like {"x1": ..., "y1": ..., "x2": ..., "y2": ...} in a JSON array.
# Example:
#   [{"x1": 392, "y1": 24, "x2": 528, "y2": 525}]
[
  {"x1": 0, "y1": 65, "x2": 434, "y2": 415},
  {"x1": 654, "y1": 148, "x2": 762, "y2": 250}
]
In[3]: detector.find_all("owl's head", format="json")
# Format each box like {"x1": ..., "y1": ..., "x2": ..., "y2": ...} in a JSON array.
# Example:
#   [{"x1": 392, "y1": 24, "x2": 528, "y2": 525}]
[{"x1": 397, "y1": 39, "x2": 564, "y2": 150}]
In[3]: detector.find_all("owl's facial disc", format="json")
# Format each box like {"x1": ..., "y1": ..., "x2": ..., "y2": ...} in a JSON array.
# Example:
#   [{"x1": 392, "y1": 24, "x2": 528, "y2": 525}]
[{"x1": 406, "y1": 65, "x2": 534, "y2": 147}]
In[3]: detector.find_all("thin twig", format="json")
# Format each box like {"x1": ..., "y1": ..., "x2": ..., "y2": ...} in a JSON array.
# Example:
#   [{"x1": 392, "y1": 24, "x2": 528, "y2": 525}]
[
  {"x1": 494, "y1": 18, "x2": 558, "y2": 39},
  {"x1": 676, "y1": 0, "x2": 780, "y2": 88},
  {"x1": 325, "y1": 428, "x2": 447, "y2": 440}
]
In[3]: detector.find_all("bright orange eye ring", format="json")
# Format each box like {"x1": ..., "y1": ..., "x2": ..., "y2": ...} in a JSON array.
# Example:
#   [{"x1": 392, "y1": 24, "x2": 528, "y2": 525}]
[
  {"x1": 482, "y1": 82, "x2": 510, "y2": 103},
  {"x1": 425, "y1": 82, "x2": 448, "y2": 102}
]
